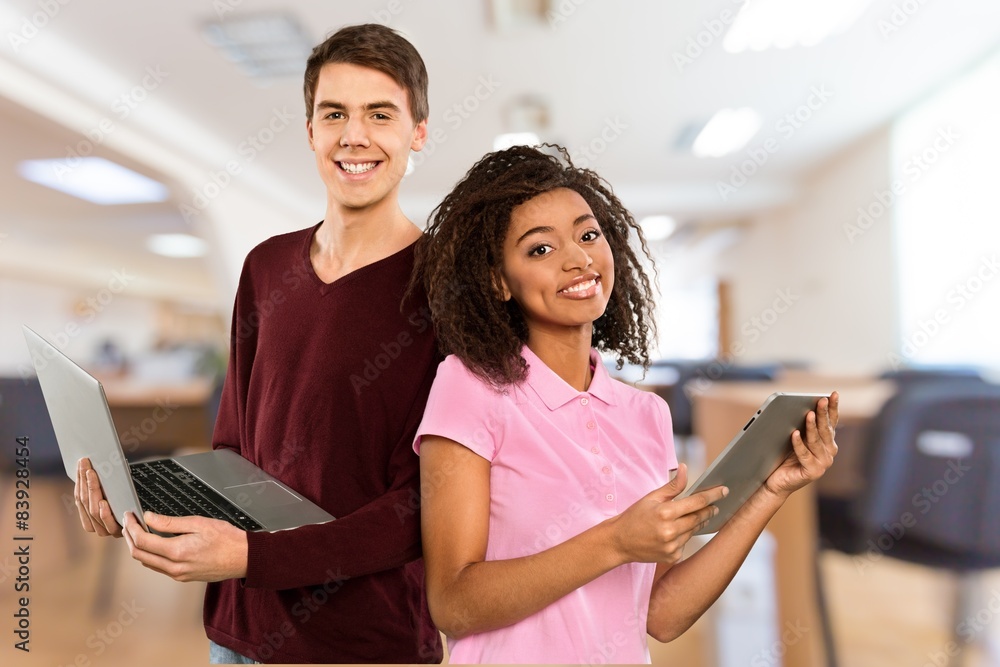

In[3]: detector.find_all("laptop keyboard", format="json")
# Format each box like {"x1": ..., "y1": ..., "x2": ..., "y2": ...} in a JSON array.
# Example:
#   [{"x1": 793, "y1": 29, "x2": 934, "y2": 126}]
[{"x1": 129, "y1": 459, "x2": 263, "y2": 531}]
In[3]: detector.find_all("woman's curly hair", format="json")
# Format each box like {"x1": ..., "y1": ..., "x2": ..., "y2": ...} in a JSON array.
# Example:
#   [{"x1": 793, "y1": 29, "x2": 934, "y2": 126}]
[{"x1": 410, "y1": 144, "x2": 657, "y2": 389}]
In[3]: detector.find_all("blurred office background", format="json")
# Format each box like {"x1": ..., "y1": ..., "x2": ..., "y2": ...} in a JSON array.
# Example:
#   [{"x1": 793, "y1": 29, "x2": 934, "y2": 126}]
[{"x1": 1, "y1": 1, "x2": 999, "y2": 665}]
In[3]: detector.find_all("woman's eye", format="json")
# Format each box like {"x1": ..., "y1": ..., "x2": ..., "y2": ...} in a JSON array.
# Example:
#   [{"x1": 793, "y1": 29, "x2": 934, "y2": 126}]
[
  {"x1": 528, "y1": 245, "x2": 552, "y2": 257},
  {"x1": 581, "y1": 230, "x2": 602, "y2": 242}
]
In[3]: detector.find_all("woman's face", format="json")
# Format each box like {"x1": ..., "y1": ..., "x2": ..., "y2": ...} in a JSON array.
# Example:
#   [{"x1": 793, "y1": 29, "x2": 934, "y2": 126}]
[{"x1": 497, "y1": 187, "x2": 615, "y2": 338}]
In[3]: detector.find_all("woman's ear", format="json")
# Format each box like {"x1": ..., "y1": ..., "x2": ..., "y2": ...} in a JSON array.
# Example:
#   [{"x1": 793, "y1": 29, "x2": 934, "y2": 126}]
[{"x1": 493, "y1": 272, "x2": 511, "y2": 302}]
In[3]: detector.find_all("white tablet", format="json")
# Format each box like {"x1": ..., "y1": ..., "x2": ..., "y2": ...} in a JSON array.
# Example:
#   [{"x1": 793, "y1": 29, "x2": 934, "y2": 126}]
[{"x1": 677, "y1": 391, "x2": 828, "y2": 535}]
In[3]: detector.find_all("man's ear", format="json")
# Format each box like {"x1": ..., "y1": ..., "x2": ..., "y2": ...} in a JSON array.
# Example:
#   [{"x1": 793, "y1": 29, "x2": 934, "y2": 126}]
[
  {"x1": 410, "y1": 118, "x2": 428, "y2": 152},
  {"x1": 306, "y1": 118, "x2": 315, "y2": 151}
]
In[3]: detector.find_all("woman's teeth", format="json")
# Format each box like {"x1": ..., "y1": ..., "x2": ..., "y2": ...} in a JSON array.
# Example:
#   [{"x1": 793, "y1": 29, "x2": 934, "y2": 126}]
[{"x1": 562, "y1": 279, "x2": 597, "y2": 294}]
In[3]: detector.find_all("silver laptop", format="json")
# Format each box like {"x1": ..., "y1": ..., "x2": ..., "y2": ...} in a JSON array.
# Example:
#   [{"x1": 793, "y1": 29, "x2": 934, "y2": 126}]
[{"x1": 23, "y1": 325, "x2": 334, "y2": 534}]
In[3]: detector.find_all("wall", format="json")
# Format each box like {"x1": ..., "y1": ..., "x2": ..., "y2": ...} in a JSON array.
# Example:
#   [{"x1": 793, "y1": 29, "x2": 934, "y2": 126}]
[{"x1": 719, "y1": 125, "x2": 897, "y2": 375}]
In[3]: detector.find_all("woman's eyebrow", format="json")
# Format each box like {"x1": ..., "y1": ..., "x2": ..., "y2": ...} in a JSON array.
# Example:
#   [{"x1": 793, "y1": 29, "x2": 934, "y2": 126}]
[{"x1": 514, "y1": 214, "x2": 597, "y2": 246}]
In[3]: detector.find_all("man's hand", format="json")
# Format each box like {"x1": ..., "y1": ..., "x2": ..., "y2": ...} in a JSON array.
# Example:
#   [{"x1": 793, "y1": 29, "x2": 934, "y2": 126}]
[
  {"x1": 75, "y1": 458, "x2": 122, "y2": 537},
  {"x1": 122, "y1": 512, "x2": 249, "y2": 583}
]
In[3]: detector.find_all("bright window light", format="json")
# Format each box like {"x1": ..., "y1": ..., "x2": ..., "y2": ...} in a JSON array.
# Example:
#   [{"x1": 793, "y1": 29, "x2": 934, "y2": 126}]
[
  {"x1": 147, "y1": 234, "x2": 208, "y2": 258},
  {"x1": 691, "y1": 108, "x2": 762, "y2": 158},
  {"x1": 723, "y1": 0, "x2": 875, "y2": 53},
  {"x1": 639, "y1": 215, "x2": 677, "y2": 241},
  {"x1": 892, "y1": 48, "x2": 1000, "y2": 369},
  {"x1": 18, "y1": 157, "x2": 169, "y2": 205},
  {"x1": 493, "y1": 132, "x2": 540, "y2": 151}
]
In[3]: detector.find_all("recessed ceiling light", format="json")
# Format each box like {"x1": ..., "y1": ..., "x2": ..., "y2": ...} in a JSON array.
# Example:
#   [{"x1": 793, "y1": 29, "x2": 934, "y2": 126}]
[
  {"x1": 691, "y1": 108, "x2": 762, "y2": 158},
  {"x1": 147, "y1": 234, "x2": 208, "y2": 258},
  {"x1": 202, "y1": 13, "x2": 312, "y2": 80},
  {"x1": 723, "y1": 0, "x2": 875, "y2": 53},
  {"x1": 640, "y1": 215, "x2": 677, "y2": 242},
  {"x1": 17, "y1": 157, "x2": 169, "y2": 205}
]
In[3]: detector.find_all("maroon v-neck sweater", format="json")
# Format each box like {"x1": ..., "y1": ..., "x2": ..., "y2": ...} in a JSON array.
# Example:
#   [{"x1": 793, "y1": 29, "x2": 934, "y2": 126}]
[{"x1": 204, "y1": 224, "x2": 443, "y2": 663}]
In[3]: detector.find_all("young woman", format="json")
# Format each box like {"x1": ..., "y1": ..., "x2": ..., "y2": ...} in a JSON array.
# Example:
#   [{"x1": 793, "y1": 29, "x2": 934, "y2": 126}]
[{"x1": 411, "y1": 144, "x2": 839, "y2": 664}]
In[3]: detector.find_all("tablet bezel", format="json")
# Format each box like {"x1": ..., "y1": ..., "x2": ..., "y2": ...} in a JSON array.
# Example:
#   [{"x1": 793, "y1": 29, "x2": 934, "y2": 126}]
[{"x1": 676, "y1": 391, "x2": 829, "y2": 535}]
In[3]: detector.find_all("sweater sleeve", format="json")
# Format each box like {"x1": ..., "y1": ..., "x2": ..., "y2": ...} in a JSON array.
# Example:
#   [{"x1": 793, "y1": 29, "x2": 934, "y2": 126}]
[
  {"x1": 241, "y1": 384, "x2": 428, "y2": 590},
  {"x1": 211, "y1": 261, "x2": 255, "y2": 457}
]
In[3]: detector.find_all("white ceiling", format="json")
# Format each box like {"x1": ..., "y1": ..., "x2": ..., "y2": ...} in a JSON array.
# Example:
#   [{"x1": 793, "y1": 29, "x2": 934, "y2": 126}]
[{"x1": 1, "y1": 0, "x2": 998, "y2": 306}]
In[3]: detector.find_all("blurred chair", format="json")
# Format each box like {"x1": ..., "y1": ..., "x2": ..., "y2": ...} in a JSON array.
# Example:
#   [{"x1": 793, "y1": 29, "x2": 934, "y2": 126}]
[
  {"x1": 824, "y1": 380, "x2": 1000, "y2": 666},
  {"x1": 879, "y1": 364, "x2": 984, "y2": 385},
  {"x1": 0, "y1": 377, "x2": 81, "y2": 558}
]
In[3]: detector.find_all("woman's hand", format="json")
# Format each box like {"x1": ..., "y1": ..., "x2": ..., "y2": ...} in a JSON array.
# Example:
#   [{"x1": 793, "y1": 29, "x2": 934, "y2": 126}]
[
  {"x1": 763, "y1": 391, "x2": 839, "y2": 498},
  {"x1": 607, "y1": 463, "x2": 728, "y2": 566}
]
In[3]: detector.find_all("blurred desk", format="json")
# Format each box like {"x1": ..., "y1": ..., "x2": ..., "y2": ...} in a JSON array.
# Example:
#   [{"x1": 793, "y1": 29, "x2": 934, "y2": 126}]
[
  {"x1": 100, "y1": 376, "x2": 215, "y2": 457},
  {"x1": 691, "y1": 377, "x2": 896, "y2": 667}
]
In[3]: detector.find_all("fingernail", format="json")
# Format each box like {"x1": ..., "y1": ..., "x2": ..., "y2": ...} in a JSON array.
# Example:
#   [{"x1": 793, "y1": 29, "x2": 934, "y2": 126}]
[{"x1": 722, "y1": 487, "x2": 729, "y2": 497}]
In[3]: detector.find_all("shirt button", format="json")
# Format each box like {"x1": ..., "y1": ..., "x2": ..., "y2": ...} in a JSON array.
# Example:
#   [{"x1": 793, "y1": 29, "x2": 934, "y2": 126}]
[
  {"x1": 602, "y1": 466, "x2": 612, "y2": 475},
  {"x1": 605, "y1": 493, "x2": 614, "y2": 502},
  {"x1": 580, "y1": 397, "x2": 589, "y2": 406},
  {"x1": 591, "y1": 447, "x2": 600, "y2": 455},
  {"x1": 586, "y1": 421, "x2": 596, "y2": 430}
]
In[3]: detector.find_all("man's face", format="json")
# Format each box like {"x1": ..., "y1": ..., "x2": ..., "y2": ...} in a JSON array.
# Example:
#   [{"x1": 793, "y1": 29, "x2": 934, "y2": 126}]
[{"x1": 307, "y1": 63, "x2": 427, "y2": 212}]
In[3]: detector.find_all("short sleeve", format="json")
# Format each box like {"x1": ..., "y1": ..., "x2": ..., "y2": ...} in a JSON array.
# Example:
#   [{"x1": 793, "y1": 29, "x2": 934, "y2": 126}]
[
  {"x1": 654, "y1": 394, "x2": 679, "y2": 473},
  {"x1": 413, "y1": 355, "x2": 506, "y2": 462}
]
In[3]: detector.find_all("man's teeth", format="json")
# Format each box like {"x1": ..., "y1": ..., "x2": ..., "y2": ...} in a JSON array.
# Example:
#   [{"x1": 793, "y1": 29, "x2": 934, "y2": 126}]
[
  {"x1": 340, "y1": 162, "x2": 377, "y2": 174},
  {"x1": 562, "y1": 279, "x2": 597, "y2": 293}
]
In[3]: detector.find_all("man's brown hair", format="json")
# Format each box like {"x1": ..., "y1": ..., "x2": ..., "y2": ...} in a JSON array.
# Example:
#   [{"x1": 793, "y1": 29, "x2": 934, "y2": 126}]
[{"x1": 303, "y1": 23, "x2": 429, "y2": 123}]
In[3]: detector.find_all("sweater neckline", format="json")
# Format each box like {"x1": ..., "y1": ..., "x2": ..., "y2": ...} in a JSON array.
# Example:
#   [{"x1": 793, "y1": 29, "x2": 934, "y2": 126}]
[{"x1": 302, "y1": 222, "x2": 416, "y2": 295}]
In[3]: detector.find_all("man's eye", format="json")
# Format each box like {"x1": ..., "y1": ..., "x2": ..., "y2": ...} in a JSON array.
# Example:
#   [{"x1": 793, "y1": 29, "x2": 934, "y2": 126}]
[
  {"x1": 326, "y1": 112, "x2": 344, "y2": 120},
  {"x1": 373, "y1": 113, "x2": 389, "y2": 120}
]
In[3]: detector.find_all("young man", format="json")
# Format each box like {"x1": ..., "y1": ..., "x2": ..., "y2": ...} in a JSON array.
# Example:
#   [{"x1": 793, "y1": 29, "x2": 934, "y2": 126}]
[{"x1": 74, "y1": 24, "x2": 443, "y2": 664}]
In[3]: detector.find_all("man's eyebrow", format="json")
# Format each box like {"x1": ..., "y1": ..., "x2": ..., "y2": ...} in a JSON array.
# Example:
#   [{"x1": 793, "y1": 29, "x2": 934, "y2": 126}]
[
  {"x1": 514, "y1": 215, "x2": 596, "y2": 245},
  {"x1": 314, "y1": 100, "x2": 402, "y2": 113}
]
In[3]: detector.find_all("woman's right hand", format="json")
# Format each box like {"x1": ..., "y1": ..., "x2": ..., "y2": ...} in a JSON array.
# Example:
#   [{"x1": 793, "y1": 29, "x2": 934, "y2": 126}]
[
  {"x1": 75, "y1": 458, "x2": 123, "y2": 537},
  {"x1": 606, "y1": 463, "x2": 727, "y2": 565}
]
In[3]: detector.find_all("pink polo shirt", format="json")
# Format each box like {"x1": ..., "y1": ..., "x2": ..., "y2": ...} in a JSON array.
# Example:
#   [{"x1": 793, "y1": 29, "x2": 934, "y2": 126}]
[{"x1": 414, "y1": 347, "x2": 677, "y2": 664}]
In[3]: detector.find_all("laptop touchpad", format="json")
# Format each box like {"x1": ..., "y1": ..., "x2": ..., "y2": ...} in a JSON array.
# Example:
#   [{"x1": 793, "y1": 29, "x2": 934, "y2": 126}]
[{"x1": 223, "y1": 481, "x2": 301, "y2": 509}]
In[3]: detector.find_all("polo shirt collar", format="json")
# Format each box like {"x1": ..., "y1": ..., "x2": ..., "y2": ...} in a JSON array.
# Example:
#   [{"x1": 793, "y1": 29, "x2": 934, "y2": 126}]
[{"x1": 521, "y1": 345, "x2": 618, "y2": 410}]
